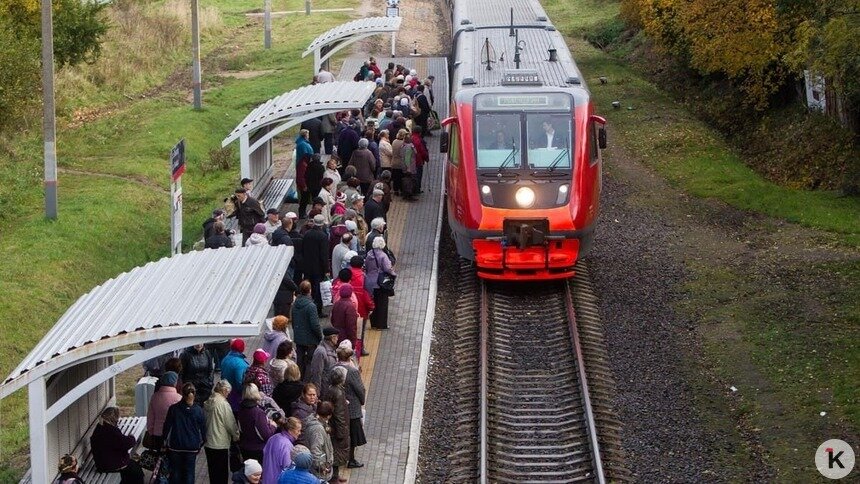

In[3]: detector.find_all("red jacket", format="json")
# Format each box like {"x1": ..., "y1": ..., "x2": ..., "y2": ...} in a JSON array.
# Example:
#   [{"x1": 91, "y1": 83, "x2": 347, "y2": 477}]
[
  {"x1": 349, "y1": 267, "x2": 375, "y2": 317},
  {"x1": 411, "y1": 133, "x2": 428, "y2": 167}
]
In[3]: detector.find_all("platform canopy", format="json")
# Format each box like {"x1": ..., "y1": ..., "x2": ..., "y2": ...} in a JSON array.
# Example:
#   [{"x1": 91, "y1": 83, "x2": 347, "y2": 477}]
[
  {"x1": 303, "y1": 16, "x2": 402, "y2": 74},
  {"x1": 221, "y1": 81, "x2": 377, "y2": 178},
  {"x1": 0, "y1": 245, "x2": 292, "y2": 484}
]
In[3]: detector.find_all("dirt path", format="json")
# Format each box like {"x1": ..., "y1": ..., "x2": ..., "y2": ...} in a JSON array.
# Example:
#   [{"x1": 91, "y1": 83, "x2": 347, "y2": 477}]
[{"x1": 353, "y1": 0, "x2": 450, "y2": 56}]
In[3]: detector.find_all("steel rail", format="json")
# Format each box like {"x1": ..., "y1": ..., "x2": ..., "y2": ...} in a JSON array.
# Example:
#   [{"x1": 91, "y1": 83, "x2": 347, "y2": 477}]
[{"x1": 478, "y1": 280, "x2": 489, "y2": 484}]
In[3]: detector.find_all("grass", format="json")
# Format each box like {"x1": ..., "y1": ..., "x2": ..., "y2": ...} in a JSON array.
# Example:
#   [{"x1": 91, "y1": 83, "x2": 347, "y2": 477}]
[
  {"x1": 0, "y1": 0, "x2": 356, "y2": 476},
  {"x1": 542, "y1": 0, "x2": 860, "y2": 480}
]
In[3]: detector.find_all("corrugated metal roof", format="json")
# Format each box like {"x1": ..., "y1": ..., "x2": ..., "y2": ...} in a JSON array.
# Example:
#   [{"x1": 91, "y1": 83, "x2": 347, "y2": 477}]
[
  {"x1": 303, "y1": 16, "x2": 402, "y2": 56},
  {"x1": 222, "y1": 81, "x2": 377, "y2": 147},
  {"x1": 0, "y1": 245, "x2": 292, "y2": 398}
]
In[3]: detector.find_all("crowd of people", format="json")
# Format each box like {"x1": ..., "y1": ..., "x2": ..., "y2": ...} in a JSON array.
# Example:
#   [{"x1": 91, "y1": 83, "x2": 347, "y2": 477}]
[{"x1": 56, "y1": 56, "x2": 434, "y2": 484}]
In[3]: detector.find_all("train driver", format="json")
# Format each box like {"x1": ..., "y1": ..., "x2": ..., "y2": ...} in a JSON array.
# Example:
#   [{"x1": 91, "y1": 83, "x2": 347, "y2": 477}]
[
  {"x1": 531, "y1": 119, "x2": 565, "y2": 150},
  {"x1": 489, "y1": 130, "x2": 512, "y2": 150}
]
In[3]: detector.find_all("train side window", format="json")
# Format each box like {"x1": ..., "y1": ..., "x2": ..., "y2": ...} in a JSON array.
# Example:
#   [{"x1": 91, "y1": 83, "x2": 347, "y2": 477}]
[
  {"x1": 448, "y1": 124, "x2": 460, "y2": 166},
  {"x1": 589, "y1": 123, "x2": 599, "y2": 166}
]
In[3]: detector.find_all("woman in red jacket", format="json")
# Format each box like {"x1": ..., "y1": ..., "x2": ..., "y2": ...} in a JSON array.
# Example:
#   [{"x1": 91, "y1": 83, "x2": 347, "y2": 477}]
[{"x1": 348, "y1": 255, "x2": 375, "y2": 357}]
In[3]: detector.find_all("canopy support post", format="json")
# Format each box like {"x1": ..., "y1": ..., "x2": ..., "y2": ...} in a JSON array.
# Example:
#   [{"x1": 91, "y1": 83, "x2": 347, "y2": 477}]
[
  {"x1": 28, "y1": 378, "x2": 49, "y2": 484},
  {"x1": 240, "y1": 133, "x2": 251, "y2": 180}
]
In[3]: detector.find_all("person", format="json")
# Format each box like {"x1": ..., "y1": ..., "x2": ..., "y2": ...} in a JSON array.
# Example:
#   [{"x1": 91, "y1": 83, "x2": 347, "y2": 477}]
[
  {"x1": 368, "y1": 56, "x2": 381, "y2": 78},
  {"x1": 90, "y1": 407, "x2": 145, "y2": 484},
  {"x1": 400, "y1": 131, "x2": 416, "y2": 198},
  {"x1": 206, "y1": 221, "x2": 235, "y2": 249},
  {"x1": 292, "y1": 280, "x2": 322, "y2": 377},
  {"x1": 262, "y1": 315, "x2": 290, "y2": 366},
  {"x1": 301, "y1": 401, "x2": 334, "y2": 482},
  {"x1": 221, "y1": 339, "x2": 250, "y2": 404},
  {"x1": 316, "y1": 67, "x2": 335, "y2": 83},
  {"x1": 262, "y1": 417, "x2": 302, "y2": 484},
  {"x1": 424, "y1": 76, "x2": 436, "y2": 106},
  {"x1": 376, "y1": 171, "x2": 393, "y2": 214},
  {"x1": 330, "y1": 285, "x2": 358, "y2": 346},
  {"x1": 306, "y1": 153, "x2": 325, "y2": 212},
  {"x1": 307, "y1": 327, "x2": 339, "y2": 394},
  {"x1": 322, "y1": 367, "x2": 350, "y2": 483},
  {"x1": 378, "y1": 130, "x2": 393, "y2": 174},
  {"x1": 237, "y1": 383, "x2": 276, "y2": 464},
  {"x1": 365, "y1": 236, "x2": 396, "y2": 330},
  {"x1": 300, "y1": 117, "x2": 323, "y2": 154},
  {"x1": 536, "y1": 119, "x2": 564, "y2": 148},
  {"x1": 348, "y1": 255, "x2": 374, "y2": 354},
  {"x1": 56, "y1": 454, "x2": 85, "y2": 484},
  {"x1": 301, "y1": 217, "x2": 329, "y2": 316},
  {"x1": 490, "y1": 130, "x2": 511, "y2": 149},
  {"x1": 334, "y1": 347, "x2": 366, "y2": 469},
  {"x1": 364, "y1": 189, "x2": 385, "y2": 224},
  {"x1": 264, "y1": 209, "x2": 281, "y2": 242},
  {"x1": 349, "y1": 138, "x2": 376, "y2": 196},
  {"x1": 411, "y1": 125, "x2": 429, "y2": 193},
  {"x1": 273, "y1": 360, "x2": 304, "y2": 411},
  {"x1": 276, "y1": 451, "x2": 317, "y2": 484},
  {"x1": 336, "y1": 124, "x2": 359, "y2": 178},
  {"x1": 246, "y1": 223, "x2": 269, "y2": 247},
  {"x1": 390, "y1": 129, "x2": 407, "y2": 196},
  {"x1": 163, "y1": 383, "x2": 206, "y2": 484},
  {"x1": 232, "y1": 459, "x2": 263, "y2": 483},
  {"x1": 364, "y1": 217, "x2": 387, "y2": 255},
  {"x1": 294, "y1": 131, "x2": 314, "y2": 219},
  {"x1": 145, "y1": 371, "x2": 181, "y2": 450},
  {"x1": 241, "y1": 178, "x2": 254, "y2": 192},
  {"x1": 229, "y1": 188, "x2": 265, "y2": 245},
  {"x1": 179, "y1": 344, "x2": 215, "y2": 403},
  {"x1": 269, "y1": 339, "x2": 294, "y2": 385},
  {"x1": 330, "y1": 233, "x2": 353, "y2": 278},
  {"x1": 246, "y1": 349, "x2": 275, "y2": 396},
  {"x1": 273, "y1": 266, "x2": 298, "y2": 319},
  {"x1": 321, "y1": 114, "x2": 336, "y2": 155},
  {"x1": 415, "y1": 84, "x2": 432, "y2": 134},
  {"x1": 203, "y1": 209, "x2": 227, "y2": 240},
  {"x1": 204, "y1": 380, "x2": 240, "y2": 484},
  {"x1": 323, "y1": 158, "x2": 341, "y2": 198},
  {"x1": 290, "y1": 383, "x2": 319, "y2": 422},
  {"x1": 317, "y1": 178, "x2": 336, "y2": 226}
]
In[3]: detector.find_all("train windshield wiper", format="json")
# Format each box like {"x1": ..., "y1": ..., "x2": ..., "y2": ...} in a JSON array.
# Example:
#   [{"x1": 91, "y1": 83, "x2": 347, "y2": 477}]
[
  {"x1": 545, "y1": 148, "x2": 569, "y2": 171},
  {"x1": 497, "y1": 143, "x2": 518, "y2": 172}
]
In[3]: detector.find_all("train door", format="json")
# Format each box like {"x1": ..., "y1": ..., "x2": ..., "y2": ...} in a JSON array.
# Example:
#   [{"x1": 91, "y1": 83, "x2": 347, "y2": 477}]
[{"x1": 446, "y1": 123, "x2": 463, "y2": 223}]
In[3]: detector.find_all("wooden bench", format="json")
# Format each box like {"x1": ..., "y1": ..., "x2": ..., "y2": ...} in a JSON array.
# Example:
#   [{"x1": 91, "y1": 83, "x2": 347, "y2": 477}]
[
  {"x1": 21, "y1": 416, "x2": 148, "y2": 484},
  {"x1": 221, "y1": 165, "x2": 294, "y2": 238}
]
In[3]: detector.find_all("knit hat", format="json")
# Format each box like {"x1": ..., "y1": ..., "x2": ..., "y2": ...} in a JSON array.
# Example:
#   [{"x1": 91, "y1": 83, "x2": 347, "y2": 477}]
[
  {"x1": 338, "y1": 268, "x2": 352, "y2": 282},
  {"x1": 313, "y1": 214, "x2": 326, "y2": 226},
  {"x1": 159, "y1": 371, "x2": 178, "y2": 387},
  {"x1": 253, "y1": 223, "x2": 266, "y2": 234},
  {"x1": 345, "y1": 220, "x2": 357, "y2": 232},
  {"x1": 293, "y1": 452, "x2": 313, "y2": 470},
  {"x1": 338, "y1": 339, "x2": 353, "y2": 351},
  {"x1": 323, "y1": 326, "x2": 340, "y2": 337},
  {"x1": 336, "y1": 191, "x2": 347, "y2": 203},
  {"x1": 231, "y1": 338, "x2": 245, "y2": 353},
  {"x1": 400, "y1": 97, "x2": 409, "y2": 106},
  {"x1": 339, "y1": 283, "x2": 353, "y2": 298},
  {"x1": 285, "y1": 211, "x2": 298, "y2": 220},
  {"x1": 243, "y1": 459, "x2": 262, "y2": 476},
  {"x1": 253, "y1": 349, "x2": 270, "y2": 364}
]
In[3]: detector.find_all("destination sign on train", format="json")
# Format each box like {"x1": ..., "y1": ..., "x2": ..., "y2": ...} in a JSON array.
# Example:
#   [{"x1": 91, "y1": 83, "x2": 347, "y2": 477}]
[{"x1": 498, "y1": 96, "x2": 549, "y2": 106}]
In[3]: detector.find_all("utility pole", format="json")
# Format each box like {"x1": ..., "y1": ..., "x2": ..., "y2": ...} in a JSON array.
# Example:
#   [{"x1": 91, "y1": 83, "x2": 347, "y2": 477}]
[
  {"x1": 191, "y1": 0, "x2": 202, "y2": 110},
  {"x1": 264, "y1": 0, "x2": 272, "y2": 49},
  {"x1": 305, "y1": 0, "x2": 311, "y2": 15},
  {"x1": 41, "y1": 0, "x2": 58, "y2": 220}
]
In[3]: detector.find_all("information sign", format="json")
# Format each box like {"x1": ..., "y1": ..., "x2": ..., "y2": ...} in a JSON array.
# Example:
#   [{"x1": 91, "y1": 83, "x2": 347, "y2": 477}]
[{"x1": 169, "y1": 139, "x2": 185, "y2": 255}]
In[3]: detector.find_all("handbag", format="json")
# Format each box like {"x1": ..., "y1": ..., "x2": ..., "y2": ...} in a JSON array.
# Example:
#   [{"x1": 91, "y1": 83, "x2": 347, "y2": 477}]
[
  {"x1": 373, "y1": 250, "x2": 397, "y2": 296},
  {"x1": 138, "y1": 449, "x2": 160, "y2": 471}
]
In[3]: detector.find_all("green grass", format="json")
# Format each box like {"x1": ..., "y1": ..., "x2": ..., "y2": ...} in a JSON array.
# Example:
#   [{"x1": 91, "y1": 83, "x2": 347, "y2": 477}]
[{"x1": 0, "y1": 0, "x2": 355, "y2": 476}]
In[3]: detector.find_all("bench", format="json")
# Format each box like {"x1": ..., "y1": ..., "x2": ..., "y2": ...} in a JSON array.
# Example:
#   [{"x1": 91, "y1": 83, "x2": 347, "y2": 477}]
[
  {"x1": 221, "y1": 168, "x2": 294, "y2": 240},
  {"x1": 21, "y1": 416, "x2": 148, "y2": 484}
]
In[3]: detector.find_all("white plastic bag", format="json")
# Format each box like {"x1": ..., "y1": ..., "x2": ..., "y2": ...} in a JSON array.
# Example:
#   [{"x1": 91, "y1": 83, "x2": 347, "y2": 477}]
[{"x1": 320, "y1": 279, "x2": 333, "y2": 307}]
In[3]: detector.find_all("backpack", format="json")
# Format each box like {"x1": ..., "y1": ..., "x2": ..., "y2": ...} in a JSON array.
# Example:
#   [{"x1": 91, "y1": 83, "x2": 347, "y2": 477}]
[{"x1": 353, "y1": 71, "x2": 362, "y2": 82}]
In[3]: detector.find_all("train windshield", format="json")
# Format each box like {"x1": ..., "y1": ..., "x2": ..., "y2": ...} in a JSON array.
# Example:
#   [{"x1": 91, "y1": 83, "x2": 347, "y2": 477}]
[
  {"x1": 526, "y1": 114, "x2": 572, "y2": 169},
  {"x1": 475, "y1": 113, "x2": 522, "y2": 169}
]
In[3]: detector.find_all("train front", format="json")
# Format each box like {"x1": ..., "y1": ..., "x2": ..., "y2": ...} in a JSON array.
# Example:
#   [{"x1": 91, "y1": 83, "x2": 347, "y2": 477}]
[{"x1": 445, "y1": 84, "x2": 605, "y2": 280}]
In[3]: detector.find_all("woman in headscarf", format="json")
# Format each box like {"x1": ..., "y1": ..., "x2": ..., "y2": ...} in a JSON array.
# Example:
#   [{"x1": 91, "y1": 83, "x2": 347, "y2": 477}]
[{"x1": 322, "y1": 367, "x2": 350, "y2": 483}]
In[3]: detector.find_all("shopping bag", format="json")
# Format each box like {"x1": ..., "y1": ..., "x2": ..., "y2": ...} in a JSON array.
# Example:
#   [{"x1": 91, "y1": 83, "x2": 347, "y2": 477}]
[{"x1": 320, "y1": 279, "x2": 333, "y2": 307}]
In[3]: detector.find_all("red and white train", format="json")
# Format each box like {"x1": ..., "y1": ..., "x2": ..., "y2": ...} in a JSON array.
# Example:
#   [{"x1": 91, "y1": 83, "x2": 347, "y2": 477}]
[{"x1": 441, "y1": 0, "x2": 607, "y2": 280}]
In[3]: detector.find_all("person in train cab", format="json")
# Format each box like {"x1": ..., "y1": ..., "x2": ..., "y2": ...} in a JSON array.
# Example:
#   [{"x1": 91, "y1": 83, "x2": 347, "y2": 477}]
[
  {"x1": 90, "y1": 407, "x2": 145, "y2": 483},
  {"x1": 536, "y1": 119, "x2": 564, "y2": 149},
  {"x1": 490, "y1": 130, "x2": 512, "y2": 150},
  {"x1": 293, "y1": 281, "x2": 323, "y2": 377},
  {"x1": 229, "y1": 188, "x2": 265, "y2": 245}
]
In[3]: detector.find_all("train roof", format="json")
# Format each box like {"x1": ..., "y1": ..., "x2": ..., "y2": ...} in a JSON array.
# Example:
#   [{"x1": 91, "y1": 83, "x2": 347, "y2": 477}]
[{"x1": 452, "y1": 0, "x2": 584, "y2": 90}]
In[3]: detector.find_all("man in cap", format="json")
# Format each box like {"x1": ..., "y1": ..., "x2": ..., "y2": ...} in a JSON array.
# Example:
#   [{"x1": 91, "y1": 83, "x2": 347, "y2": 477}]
[
  {"x1": 301, "y1": 214, "x2": 330, "y2": 316},
  {"x1": 364, "y1": 189, "x2": 386, "y2": 225},
  {"x1": 265, "y1": 208, "x2": 281, "y2": 242},
  {"x1": 202, "y1": 208, "x2": 228, "y2": 241},
  {"x1": 304, "y1": 197, "x2": 327, "y2": 233},
  {"x1": 228, "y1": 188, "x2": 265, "y2": 245},
  {"x1": 307, "y1": 326, "x2": 339, "y2": 393},
  {"x1": 241, "y1": 177, "x2": 254, "y2": 192}
]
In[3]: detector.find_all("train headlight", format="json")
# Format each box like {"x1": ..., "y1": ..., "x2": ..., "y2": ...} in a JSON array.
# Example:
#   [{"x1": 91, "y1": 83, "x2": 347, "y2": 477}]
[
  {"x1": 515, "y1": 187, "x2": 536, "y2": 208},
  {"x1": 480, "y1": 184, "x2": 493, "y2": 205},
  {"x1": 557, "y1": 184, "x2": 569, "y2": 204}
]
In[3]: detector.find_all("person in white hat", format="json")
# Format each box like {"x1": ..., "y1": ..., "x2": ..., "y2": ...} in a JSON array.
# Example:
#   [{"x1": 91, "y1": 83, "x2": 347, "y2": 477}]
[{"x1": 231, "y1": 458, "x2": 262, "y2": 483}]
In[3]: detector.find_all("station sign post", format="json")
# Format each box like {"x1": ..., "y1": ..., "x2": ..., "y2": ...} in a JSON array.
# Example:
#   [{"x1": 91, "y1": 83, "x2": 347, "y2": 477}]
[
  {"x1": 169, "y1": 139, "x2": 185, "y2": 256},
  {"x1": 387, "y1": 1, "x2": 399, "y2": 56}
]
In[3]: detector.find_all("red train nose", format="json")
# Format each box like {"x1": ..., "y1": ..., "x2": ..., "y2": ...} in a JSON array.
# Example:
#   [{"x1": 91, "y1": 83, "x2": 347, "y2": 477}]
[{"x1": 472, "y1": 239, "x2": 579, "y2": 280}]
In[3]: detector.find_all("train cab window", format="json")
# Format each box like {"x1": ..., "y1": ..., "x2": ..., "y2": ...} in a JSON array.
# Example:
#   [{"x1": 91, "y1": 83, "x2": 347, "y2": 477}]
[
  {"x1": 589, "y1": 122, "x2": 599, "y2": 166},
  {"x1": 526, "y1": 114, "x2": 572, "y2": 169},
  {"x1": 448, "y1": 124, "x2": 461, "y2": 166},
  {"x1": 475, "y1": 113, "x2": 522, "y2": 169}
]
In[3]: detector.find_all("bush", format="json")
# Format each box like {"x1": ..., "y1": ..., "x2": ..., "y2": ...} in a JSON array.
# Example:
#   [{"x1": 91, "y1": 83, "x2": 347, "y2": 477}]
[
  {"x1": 584, "y1": 15, "x2": 627, "y2": 49},
  {"x1": 0, "y1": 17, "x2": 39, "y2": 131},
  {"x1": 201, "y1": 146, "x2": 234, "y2": 174}
]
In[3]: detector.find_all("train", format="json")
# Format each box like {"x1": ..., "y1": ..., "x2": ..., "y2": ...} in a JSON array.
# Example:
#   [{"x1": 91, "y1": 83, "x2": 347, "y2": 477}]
[{"x1": 440, "y1": 0, "x2": 607, "y2": 280}]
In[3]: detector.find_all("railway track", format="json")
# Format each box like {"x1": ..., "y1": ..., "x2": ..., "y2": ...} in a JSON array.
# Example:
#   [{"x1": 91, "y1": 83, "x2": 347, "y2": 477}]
[{"x1": 446, "y1": 261, "x2": 629, "y2": 483}]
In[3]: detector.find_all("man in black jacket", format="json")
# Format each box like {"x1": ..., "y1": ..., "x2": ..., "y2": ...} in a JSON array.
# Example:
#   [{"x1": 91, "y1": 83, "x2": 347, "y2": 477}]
[
  {"x1": 300, "y1": 117, "x2": 324, "y2": 154},
  {"x1": 202, "y1": 208, "x2": 226, "y2": 240},
  {"x1": 228, "y1": 188, "x2": 264, "y2": 245},
  {"x1": 301, "y1": 214, "x2": 330, "y2": 316},
  {"x1": 305, "y1": 154, "x2": 326, "y2": 202},
  {"x1": 364, "y1": 189, "x2": 386, "y2": 224},
  {"x1": 415, "y1": 84, "x2": 432, "y2": 136}
]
